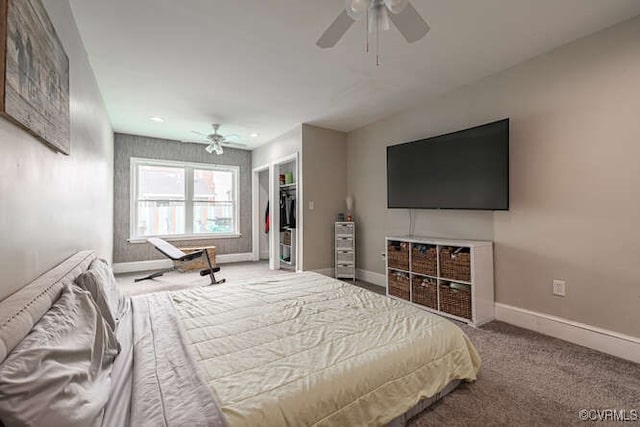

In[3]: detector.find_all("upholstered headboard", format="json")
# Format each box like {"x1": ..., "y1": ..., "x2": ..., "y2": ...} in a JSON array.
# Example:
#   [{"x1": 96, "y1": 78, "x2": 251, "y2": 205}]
[{"x1": 0, "y1": 251, "x2": 96, "y2": 362}]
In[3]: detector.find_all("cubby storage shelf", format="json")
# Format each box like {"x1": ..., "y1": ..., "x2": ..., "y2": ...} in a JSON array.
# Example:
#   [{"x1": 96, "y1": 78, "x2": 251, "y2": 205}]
[{"x1": 385, "y1": 236, "x2": 495, "y2": 326}]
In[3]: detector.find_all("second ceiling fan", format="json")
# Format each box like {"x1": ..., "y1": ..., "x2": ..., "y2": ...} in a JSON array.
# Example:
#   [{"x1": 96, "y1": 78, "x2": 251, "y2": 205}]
[{"x1": 189, "y1": 124, "x2": 248, "y2": 155}]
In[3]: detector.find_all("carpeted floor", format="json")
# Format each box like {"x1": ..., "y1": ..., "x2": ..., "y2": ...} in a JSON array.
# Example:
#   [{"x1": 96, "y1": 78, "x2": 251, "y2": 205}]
[
  {"x1": 116, "y1": 262, "x2": 640, "y2": 426},
  {"x1": 410, "y1": 322, "x2": 640, "y2": 426}
]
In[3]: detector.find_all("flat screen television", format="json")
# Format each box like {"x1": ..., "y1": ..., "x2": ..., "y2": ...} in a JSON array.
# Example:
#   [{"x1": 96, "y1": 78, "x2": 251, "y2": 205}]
[{"x1": 387, "y1": 119, "x2": 509, "y2": 210}]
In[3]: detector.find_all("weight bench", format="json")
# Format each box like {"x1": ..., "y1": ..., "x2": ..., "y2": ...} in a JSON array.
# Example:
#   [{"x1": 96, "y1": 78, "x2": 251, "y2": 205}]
[{"x1": 134, "y1": 237, "x2": 226, "y2": 285}]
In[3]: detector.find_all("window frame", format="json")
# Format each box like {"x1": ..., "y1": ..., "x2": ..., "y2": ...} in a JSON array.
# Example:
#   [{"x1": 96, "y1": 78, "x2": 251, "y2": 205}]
[{"x1": 129, "y1": 157, "x2": 240, "y2": 242}]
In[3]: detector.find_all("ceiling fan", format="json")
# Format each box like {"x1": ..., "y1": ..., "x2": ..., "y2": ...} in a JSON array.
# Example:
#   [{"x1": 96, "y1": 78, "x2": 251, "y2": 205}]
[
  {"x1": 317, "y1": 0, "x2": 430, "y2": 64},
  {"x1": 189, "y1": 124, "x2": 248, "y2": 155}
]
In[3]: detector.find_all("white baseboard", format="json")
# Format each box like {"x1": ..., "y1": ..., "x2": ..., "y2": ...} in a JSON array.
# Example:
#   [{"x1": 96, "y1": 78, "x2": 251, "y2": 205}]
[
  {"x1": 112, "y1": 259, "x2": 173, "y2": 274},
  {"x1": 495, "y1": 303, "x2": 640, "y2": 364},
  {"x1": 216, "y1": 252, "x2": 254, "y2": 264},
  {"x1": 113, "y1": 252, "x2": 255, "y2": 274},
  {"x1": 356, "y1": 269, "x2": 386, "y2": 288}
]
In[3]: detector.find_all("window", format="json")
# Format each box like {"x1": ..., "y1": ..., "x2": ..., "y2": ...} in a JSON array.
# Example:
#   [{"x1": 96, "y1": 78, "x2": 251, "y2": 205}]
[{"x1": 130, "y1": 158, "x2": 239, "y2": 240}]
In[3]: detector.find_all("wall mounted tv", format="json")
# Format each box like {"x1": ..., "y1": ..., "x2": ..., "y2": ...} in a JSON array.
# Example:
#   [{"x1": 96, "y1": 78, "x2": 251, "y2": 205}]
[{"x1": 387, "y1": 119, "x2": 509, "y2": 210}]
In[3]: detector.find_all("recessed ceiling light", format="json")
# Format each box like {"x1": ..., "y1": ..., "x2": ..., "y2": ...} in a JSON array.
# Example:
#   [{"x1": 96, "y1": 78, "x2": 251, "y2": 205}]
[
  {"x1": 150, "y1": 117, "x2": 165, "y2": 123},
  {"x1": 250, "y1": 132, "x2": 259, "y2": 138}
]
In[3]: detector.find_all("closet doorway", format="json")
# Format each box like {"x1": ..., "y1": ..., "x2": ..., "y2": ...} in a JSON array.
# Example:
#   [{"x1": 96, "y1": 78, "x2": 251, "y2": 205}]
[
  {"x1": 275, "y1": 156, "x2": 297, "y2": 271},
  {"x1": 251, "y1": 152, "x2": 299, "y2": 271}
]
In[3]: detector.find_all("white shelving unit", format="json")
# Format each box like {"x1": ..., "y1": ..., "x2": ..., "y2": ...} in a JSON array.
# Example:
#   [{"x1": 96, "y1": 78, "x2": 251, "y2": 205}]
[
  {"x1": 335, "y1": 222, "x2": 355, "y2": 280},
  {"x1": 280, "y1": 227, "x2": 295, "y2": 267},
  {"x1": 385, "y1": 236, "x2": 494, "y2": 326}
]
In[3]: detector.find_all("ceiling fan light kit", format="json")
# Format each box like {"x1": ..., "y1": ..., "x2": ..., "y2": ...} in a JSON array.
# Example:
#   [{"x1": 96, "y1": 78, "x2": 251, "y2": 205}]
[
  {"x1": 317, "y1": 0, "x2": 430, "y2": 65},
  {"x1": 204, "y1": 140, "x2": 223, "y2": 155},
  {"x1": 188, "y1": 123, "x2": 248, "y2": 155},
  {"x1": 346, "y1": 0, "x2": 370, "y2": 19}
]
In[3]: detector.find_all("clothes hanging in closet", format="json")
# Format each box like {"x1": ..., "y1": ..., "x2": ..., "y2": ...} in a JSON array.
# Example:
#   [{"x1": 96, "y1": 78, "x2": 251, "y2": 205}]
[
  {"x1": 287, "y1": 197, "x2": 296, "y2": 228},
  {"x1": 280, "y1": 193, "x2": 296, "y2": 230},
  {"x1": 265, "y1": 201, "x2": 270, "y2": 233},
  {"x1": 280, "y1": 193, "x2": 288, "y2": 230}
]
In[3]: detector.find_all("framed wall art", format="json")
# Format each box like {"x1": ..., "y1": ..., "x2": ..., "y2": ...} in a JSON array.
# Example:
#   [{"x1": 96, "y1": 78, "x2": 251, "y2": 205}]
[{"x1": 0, "y1": 0, "x2": 70, "y2": 154}]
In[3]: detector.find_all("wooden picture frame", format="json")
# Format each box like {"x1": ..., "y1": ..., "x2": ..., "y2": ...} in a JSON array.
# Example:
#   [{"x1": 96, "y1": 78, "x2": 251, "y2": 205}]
[{"x1": 0, "y1": 0, "x2": 70, "y2": 154}]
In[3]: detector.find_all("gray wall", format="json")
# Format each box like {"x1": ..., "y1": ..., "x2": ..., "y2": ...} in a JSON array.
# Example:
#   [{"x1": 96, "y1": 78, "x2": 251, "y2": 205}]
[
  {"x1": 347, "y1": 16, "x2": 640, "y2": 337},
  {"x1": 301, "y1": 124, "x2": 347, "y2": 271},
  {"x1": 113, "y1": 133, "x2": 252, "y2": 263},
  {"x1": 0, "y1": 0, "x2": 113, "y2": 301}
]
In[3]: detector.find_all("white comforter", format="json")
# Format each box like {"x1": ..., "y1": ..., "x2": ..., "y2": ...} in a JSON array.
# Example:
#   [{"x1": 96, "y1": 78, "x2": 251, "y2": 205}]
[{"x1": 170, "y1": 272, "x2": 481, "y2": 427}]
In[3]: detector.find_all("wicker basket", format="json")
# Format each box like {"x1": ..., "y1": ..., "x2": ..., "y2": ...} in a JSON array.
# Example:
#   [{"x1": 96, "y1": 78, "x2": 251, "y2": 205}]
[
  {"x1": 336, "y1": 250, "x2": 354, "y2": 263},
  {"x1": 336, "y1": 264, "x2": 355, "y2": 278},
  {"x1": 439, "y1": 283, "x2": 472, "y2": 319},
  {"x1": 283, "y1": 230, "x2": 292, "y2": 246},
  {"x1": 336, "y1": 237, "x2": 353, "y2": 249},
  {"x1": 411, "y1": 244, "x2": 437, "y2": 276},
  {"x1": 388, "y1": 270, "x2": 410, "y2": 301},
  {"x1": 335, "y1": 223, "x2": 354, "y2": 236},
  {"x1": 439, "y1": 246, "x2": 471, "y2": 282},
  {"x1": 387, "y1": 241, "x2": 409, "y2": 270},
  {"x1": 411, "y1": 276, "x2": 437, "y2": 309}
]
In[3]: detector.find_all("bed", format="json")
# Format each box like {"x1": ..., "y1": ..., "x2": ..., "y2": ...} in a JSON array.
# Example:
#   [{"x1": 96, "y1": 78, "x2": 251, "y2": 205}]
[{"x1": 0, "y1": 251, "x2": 481, "y2": 427}]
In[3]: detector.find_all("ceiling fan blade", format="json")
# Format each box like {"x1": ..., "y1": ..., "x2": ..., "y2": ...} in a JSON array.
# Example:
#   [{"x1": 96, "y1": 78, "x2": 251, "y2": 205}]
[
  {"x1": 316, "y1": 9, "x2": 356, "y2": 48},
  {"x1": 388, "y1": 1, "x2": 430, "y2": 43},
  {"x1": 191, "y1": 130, "x2": 207, "y2": 137}
]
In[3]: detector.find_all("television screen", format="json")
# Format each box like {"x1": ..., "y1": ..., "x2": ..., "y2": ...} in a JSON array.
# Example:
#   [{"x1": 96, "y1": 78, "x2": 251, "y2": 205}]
[{"x1": 387, "y1": 119, "x2": 509, "y2": 210}]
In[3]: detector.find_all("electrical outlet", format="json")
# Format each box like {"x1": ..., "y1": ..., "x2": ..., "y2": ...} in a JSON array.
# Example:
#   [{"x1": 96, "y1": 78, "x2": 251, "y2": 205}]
[
  {"x1": 553, "y1": 280, "x2": 566, "y2": 297},
  {"x1": 308, "y1": 201, "x2": 314, "y2": 210}
]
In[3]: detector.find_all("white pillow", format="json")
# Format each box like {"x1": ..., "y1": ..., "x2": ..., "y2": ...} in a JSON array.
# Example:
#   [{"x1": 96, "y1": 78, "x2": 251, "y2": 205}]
[
  {"x1": 0, "y1": 284, "x2": 120, "y2": 427},
  {"x1": 75, "y1": 258, "x2": 125, "y2": 329}
]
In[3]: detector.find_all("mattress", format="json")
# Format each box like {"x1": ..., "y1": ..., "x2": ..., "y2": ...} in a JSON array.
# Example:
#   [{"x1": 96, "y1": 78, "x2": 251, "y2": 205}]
[{"x1": 169, "y1": 272, "x2": 481, "y2": 426}]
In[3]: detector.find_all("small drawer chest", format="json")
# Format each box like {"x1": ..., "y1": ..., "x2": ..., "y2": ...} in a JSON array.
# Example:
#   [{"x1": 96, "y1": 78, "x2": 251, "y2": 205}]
[{"x1": 335, "y1": 222, "x2": 355, "y2": 280}]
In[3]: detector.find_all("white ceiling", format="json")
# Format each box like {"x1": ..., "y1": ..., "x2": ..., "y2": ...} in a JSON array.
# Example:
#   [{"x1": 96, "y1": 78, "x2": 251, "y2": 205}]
[{"x1": 69, "y1": 0, "x2": 640, "y2": 149}]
